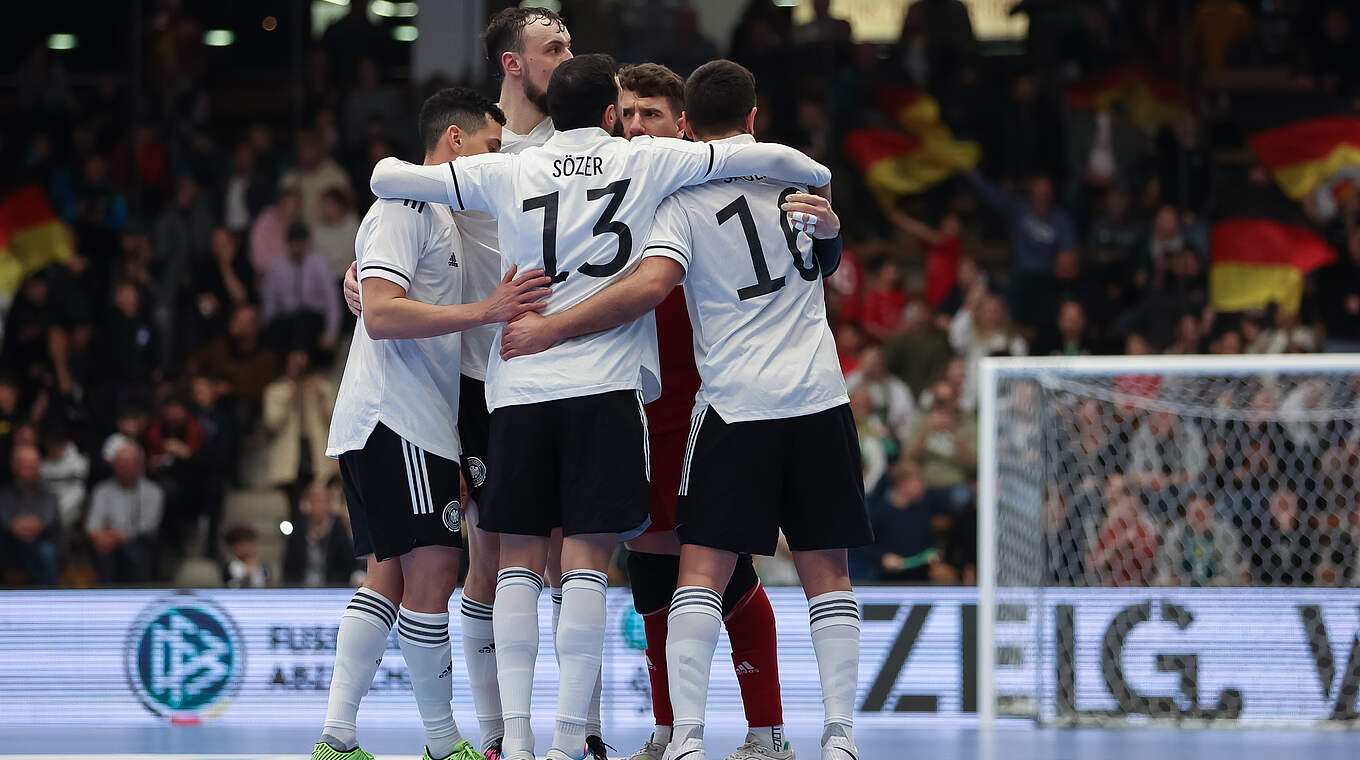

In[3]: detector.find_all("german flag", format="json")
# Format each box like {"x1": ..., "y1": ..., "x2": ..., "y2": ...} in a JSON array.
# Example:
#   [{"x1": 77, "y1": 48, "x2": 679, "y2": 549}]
[
  {"x1": 1065, "y1": 65, "x2": 1183, "y2": 130},
  {"x1": 0, "y1": 186, "x2": 73, "y2": 296},
  {"x1": 1209, "y1": 178, "x2": 1334, "y2": 315},
  {"x1": 1248, "y1": 116, "x2": 1360, "y2": 201},
  {"x1": 843, "y1": 88, "x2": 979, "y2": 208}
]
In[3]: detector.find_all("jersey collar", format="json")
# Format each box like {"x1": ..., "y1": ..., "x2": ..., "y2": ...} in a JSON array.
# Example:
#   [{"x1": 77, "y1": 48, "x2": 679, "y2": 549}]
[
  {"x1": 503, "y1": 116, "x2": 555, "y2": 151},
  {"x1": 711, "y1": 133, "x2": 756, "y2": 146},
  {"x1": 545, "y1": 126, "x2": 614, "y2": 148}
]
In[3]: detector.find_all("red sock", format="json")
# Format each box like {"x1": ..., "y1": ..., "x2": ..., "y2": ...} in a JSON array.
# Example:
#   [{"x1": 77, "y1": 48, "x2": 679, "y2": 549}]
[
  {"x1": 642, "y1": 607, "x2": 673, "y2": 729},
  {"x1": 724, "y1": 583, "x2": 783, "y2": 728}
]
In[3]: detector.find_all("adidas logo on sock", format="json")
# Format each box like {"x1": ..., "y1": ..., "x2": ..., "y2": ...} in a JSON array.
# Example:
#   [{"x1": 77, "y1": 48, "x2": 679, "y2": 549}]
[
  {"x1": 734, "y1": 660, "x2": 759, "y2": 675},
  {"x1": 478, "y1": 644, "x2": 495, "y2": 654},
  {"x1": 439, "y1": 663, "x2": 452, "y2": 679}
]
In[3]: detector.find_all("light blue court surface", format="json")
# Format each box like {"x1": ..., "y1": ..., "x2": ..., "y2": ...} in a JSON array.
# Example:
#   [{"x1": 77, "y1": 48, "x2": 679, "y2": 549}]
[{"x1": 1, "y1": 725, "x2": 1355, "y2": 760}]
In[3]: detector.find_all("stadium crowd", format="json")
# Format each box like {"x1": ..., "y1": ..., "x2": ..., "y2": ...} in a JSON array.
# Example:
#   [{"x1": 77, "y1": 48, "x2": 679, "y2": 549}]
[{"x1": 1, "y1": 0, "x2": 1358, "y2": 589}]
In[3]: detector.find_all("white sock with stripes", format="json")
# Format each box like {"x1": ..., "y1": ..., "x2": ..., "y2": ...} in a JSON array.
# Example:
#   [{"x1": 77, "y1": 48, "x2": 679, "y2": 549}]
[
  {"x1": 398, "y1": 607, "x2": 463, "y2": 759},
  {"x1": 552, "y1": 587, "x2": 604, "y2": 742},
  {"x1": 666, "y1": 585, "x2": 724, "y2": 747},
  {"x1": 321, "y1": 587, "x2": 396, "y2": 750},
  {"x1": 808, "y1": 591, "x2": 860, "y2": 749},
  {"x1": 461, "y1": 595, "x2": 503, "y2": 752},
  {"x1": 495, "y1": 568, "x2": 543, "y2": 759},
  {"x1": 548, "y1": 570, "x2": 608, "y2": 759}
]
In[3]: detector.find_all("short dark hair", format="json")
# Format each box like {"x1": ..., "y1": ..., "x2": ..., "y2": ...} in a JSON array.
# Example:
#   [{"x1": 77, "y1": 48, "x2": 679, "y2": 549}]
[
  {"x1": 618, "y1": 63, "x2": 684, "y2": 117},
  {"x1": 683, "y1": 59, "x2": 757, "y2": 136},
  {"x1": 223, "y1": 524, "x2": 259, "y2": 546},
  {"x1": 484, "y1": 7, "x2": 567, "y2": 77},
  {"x1": 547, "y1": 54, "x2": 619, "y2": 131},
  {"x1": 417, "y1": 87, "x2": 506, "y2": 153}
]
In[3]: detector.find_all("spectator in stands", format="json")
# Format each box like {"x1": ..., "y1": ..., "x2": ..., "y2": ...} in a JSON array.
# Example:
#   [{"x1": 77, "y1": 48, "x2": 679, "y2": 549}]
[
  {"x1": 222, "y1": 524, "x2": 272, "y2": 589},
  {"x1": 38, "y1": 426, "x2": 87, "y2": 531},
  {"x1": 1165, "y1": 492, "x2": 1232, "y2": 587},
  {"x1": 950, "y1": 293, "x2": 1028, "y2": 406},
  {"x1": 182, "y1": 227, "x2": 254, "y2": 355},
  {"x1": 1166, "y1": 313, "x2": 1205, "y2": 355},
  {"x1": 1190, "y1": 0, "x2": 1253, "y2": 70},
  {"x1": 843, "y1": 257, "x2": 908, "y2": 342},
  {"x1": 0, "y1": 444, "x2": 61, "y2": 585},
  {"x1": 861, "y1": 461, "x2": 943, "y2": 582},
  {"x1": 249, "y1": 187, "x2": 302, "y2": 279},
  {"x1": 964, "y1": 170, "x2": 1075, "y2": 320},
  {"x1": 897, "y1": 0, "x2": 976, "y2": 94},
  {"x1": 86, "y1": 441, "x2": 163, "y2": 584},
  {"x1": 1309, "y1": 4, "x2": 1358, "y2": 96},
  {"x1": 1035, "y1": 301, "x2": 1094, "y2": 356},
  {"x1": 847, "y1": 344, "x2": 916, "y2": 443},
  {"x1": 1157, "y1": 113, "x2": 1213, "y2": 217},
  {"x1": 281, "y1": 130, "x2": 351, "y2": 230},
  {"x1": 889, "y1": 209, "x2": 961, "y2": 310},
  {"x1": 95, "y1": 280, "x2": 160, "y2": 420},
  {"x1": 153, "y1": 174, "x2": 215, "y2": 280},
  {"x1": 188, "y1": 304, "x2": 279, "y2": 415},
  {"x1": 1044, "y1": 488, "x2": 1088, "y2": 585},
  {"x1": 283, "y1": 481, "x2": 355, "y2": 587},
  {"x1": 1, "y1": 273, "x2": 55, "y2": 381},
  {"x1": 658, "y1": 6, "x2": 721, "y2": 76},
  {"x1": 147, "y1": 395, "x2": 205, "y2": 554},
  {"x1": 993, "y1": 70, "x2": 1066, "y2": 183},
  {"x1": 1085, "y1": 188, "x2": 1142, "y2": 290},
  {"x1": 342, "y1": 57, "x2": 402, "y2": 152},
  {"x1": 313, "y1": 187, "x2": 361, "y2": 283},
  {"x1": 261, "y1": 221, "x2": 341, "y2": 357},
  {"x1": 0, "y1": 377, "x2": 25, "y2": 486},
  {"x1": 793, "y1": 0, "x2": 852, "y2": 47},
  {"x1": 222, "y1": 142, "x2": 257, "y2": 233},
  {"x1": 883, "y1": 300, "x2": 952, "y2": 399},
  {"x1": 1129, "y1": 410, "x2": 1208, "y2": 520},
  {"x1": 1321, "y1": 227, "x2": 1360, "y2": 352},
  {"x1": 834, "y1": 322, "x2": 864, "y2": 376},
  {"x1": 263, "y1": 349, "x2": 336, "y2": 521},
  {"x1": 905, "y1": 378, "x2": 977, "y2": 513},
  {"x1": 1249, "y1": 485, "x2": 1320, "y2": 585},
  {"x1": 851, "y1": 386, "x2": 892, "y2": 491},
  {"x1": 1089, "y1": 473, "x2": 1157, "y2": 587},
  {"x1": 935, "y1": 255, "x2": 989, "y2": 320},
  {"x1": 190, "y1": 374, "x2": 238, "y2": 546}
]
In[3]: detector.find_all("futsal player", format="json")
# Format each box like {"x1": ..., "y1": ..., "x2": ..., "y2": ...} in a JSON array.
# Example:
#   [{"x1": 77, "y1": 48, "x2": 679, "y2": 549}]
[
  {"x1": 366, "y1": 53, "x2": 832, "y2": 760},
  {"x1": 497, "y1": 60, "x2": 870, "y2": 760},
  {"x1": 316, "y1": 87, "x2": 551, "y2": 760}
]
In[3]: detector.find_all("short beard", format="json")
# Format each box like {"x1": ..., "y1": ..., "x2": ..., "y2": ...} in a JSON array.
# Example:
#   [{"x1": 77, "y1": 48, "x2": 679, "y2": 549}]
[{"x1": 523, "y1": 75, "x2": 551, "y2": 116}]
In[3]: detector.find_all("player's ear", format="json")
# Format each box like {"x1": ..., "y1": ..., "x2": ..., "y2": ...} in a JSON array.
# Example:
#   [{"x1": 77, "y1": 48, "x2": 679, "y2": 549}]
[
  {"x1": 744, "y1": 106, "x2": 757, "y2": 137},
  {"x1": 601, "y1": 103, "x2": 617, "y2": 133},
  {"x1": 679, "y1": 112, "x2": 697, "y2": 142},
  {"x1": 445, "y1": 124, "x2": 464, "y2": 153},
  {"x1": 501, "y1": 50, "x2": 521, "y2": 79}
]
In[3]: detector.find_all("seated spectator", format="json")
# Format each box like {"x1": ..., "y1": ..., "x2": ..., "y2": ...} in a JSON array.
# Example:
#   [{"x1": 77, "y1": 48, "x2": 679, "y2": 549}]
[
  {"x1": 1248, "y1": 486, "x2": 1320, "y2": 585},
  {"x1": 846, "y1": 344, "x2": 916, "y2": 443},
  {"x1": 249, "y1": 187, "x2": 302, "y2": 279},
  {"x1": 261, "y1": 221, "x2": 341, "y2": 357},
  {"x1": 1165, "y1": 492, "x2": 1232, "y2": 587},
  {"x1": 147, "y1": 395, "x2": 205, "y2": 555},
  {"x1": 883, "y1": 300, "x2": 953, "y2": 399},
  {"x1": 841, "y1": 257, "x2": 907, "y2": 342},
  {"x1": 835, "y1": 322, "x2": 865, "y2": 376},
  {"x1": 1034, "y1": 301, "x2": 1094, "y2": 356},
  {"x1": 280, "y1": 130, "x2": 352, "y2": 230},
  {"x1": 94, "y1": 281, "x2": 161, "y2": 419},
  {"x1": 0, "y1": 444, "x2": 61, "y2": 585},
  {"x1": 1044, "y1": 489, "x2": 1089, "y2": 585},
  {"x1": 86, "y1": 441, "x2": 164, "y2": 584},
  {"x1": 0, "y1": 375, "x2": 26, "y2": 484},
  {"x1": 861, "y1": 461, "x2": 946, "y2": 582},
  {"x1": 1246, "y1": 306, "x2": 1318, "y2": 354},
  {"x1": 191, "y1": 374, "x2": 239, "y2": 547},
  {"x1": 182, "y1": 227, "x2": 255, "y2": 355},
  {"x1": 222, "y1": 524, "x2": 272, "y2": 589},
  {"x1": 949, "y1": 293, "x2": 1028, "y2": 405},
  {"x1": 936, "y1": 255, "x2": 990, "y2": 320},
  {"x1": 1085, "y1": 188, "x2": 1142, "y2": 289},
  {"x1": 188, "y1": 304, "x2": 280, "y2": 415},
  {"x1": 964, "y1": 170, "x2": 1075, "y2": 320},
  {"x1": 38, "y1": 425, "x2": 88, "y2": 531},
  {"x1": 1128, "y1": 411, "x2": 1208, "y2": 518},
  {"x1": 1165, "y1": 313, "x2": 1205, "y2": 355},
  {"x1": 313, "y1": 187, "x2": 361, "y2": 283},
  {"x1": 1321, "y1": 226, "x2": 1360, "y2": 352},
  {"x1": 1088, "y1": 474, "x2": 1157, "y2": 587},
  {"x1": 905, "y1": 378, "x2": 977, "y2": 513},
  {"x1": 263, "y1": 349, "x2": 336, "y2": 521},
  {"x1": 283, "y1": 481, "x2": 356, "y2": 587},
  {"x1": 850, "y1": 386, "x2": 891, "y2": 491}
]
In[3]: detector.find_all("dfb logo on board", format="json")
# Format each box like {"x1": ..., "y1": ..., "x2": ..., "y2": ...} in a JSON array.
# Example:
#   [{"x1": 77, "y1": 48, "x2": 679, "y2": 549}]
[{"x1": 124, "y1": 592, "x2": 244, "y2": 722}]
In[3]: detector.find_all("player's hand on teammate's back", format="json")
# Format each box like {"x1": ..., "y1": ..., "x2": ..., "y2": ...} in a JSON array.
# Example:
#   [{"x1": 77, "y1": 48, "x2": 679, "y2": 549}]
[
  {"x1": 498, "y1": 311, "x2": 558, "y2": 360},
  {"x1": 481, "y1": 265, "x2": 552, "y2": 324},
  {"x1": 344, "y1": 262, "x2": 362, "y2": 316},
  {"x1": 781, "y1": 189, "x2": 840, "y2": 240}
]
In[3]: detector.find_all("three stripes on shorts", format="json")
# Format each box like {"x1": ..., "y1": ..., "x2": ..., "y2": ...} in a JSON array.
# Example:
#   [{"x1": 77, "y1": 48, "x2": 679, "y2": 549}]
[{"x1": 401, "y1": 439, "x2": 436, "y2": 515}]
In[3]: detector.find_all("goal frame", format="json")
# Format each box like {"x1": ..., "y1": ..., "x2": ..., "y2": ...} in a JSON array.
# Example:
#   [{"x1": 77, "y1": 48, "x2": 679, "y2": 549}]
[{"x1": 976, "y1": 352, "x2": 1360, "y2": 726}]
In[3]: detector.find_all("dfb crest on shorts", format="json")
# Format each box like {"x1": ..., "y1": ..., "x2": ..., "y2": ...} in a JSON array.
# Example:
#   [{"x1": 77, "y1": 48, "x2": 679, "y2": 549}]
[
  {"x1": 442, "y1": 500, "x2": 463, "y2": 534},
  {"x1": 467, "y1": 456, "x2": 487, "y2": 488}
]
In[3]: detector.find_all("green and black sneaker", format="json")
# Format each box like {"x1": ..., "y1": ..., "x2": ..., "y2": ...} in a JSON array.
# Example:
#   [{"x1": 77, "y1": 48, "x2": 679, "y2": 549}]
[
  {"x1": 424, "y1": 739, "x2": 486, "y2": 760},
  {"x1": 312, "y1": 739, "x2": 374, "y2": 760}
]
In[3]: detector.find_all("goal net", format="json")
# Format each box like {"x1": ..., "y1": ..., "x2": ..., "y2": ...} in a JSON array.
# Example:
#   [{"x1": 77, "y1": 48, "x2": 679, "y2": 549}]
[{"x1": 976, "y1": 355, "x2": 1360, "y2": 726}]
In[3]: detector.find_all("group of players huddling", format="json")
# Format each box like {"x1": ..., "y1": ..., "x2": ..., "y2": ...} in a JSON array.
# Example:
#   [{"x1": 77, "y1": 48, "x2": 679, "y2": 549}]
[{"x1": 318, "y1": 8, "x2": 872, "y2": 760}]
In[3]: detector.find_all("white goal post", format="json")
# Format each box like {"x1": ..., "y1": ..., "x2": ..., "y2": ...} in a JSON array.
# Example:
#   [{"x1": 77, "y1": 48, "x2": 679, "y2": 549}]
[{"x1": 977, "y1": 353, "x2": 1360, "y2": 727}]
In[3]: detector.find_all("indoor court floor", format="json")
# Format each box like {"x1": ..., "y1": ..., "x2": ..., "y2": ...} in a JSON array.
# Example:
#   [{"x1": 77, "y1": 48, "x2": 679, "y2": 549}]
[{"x1": 1, "y1": 723, "x2": 1354, "y2": 760}]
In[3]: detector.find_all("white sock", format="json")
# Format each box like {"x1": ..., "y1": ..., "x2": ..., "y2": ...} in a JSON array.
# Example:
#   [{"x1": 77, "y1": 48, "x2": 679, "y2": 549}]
[
  {"x1": 461, "y1": 594, "x2": 504, "y2": 751},
  {"x1": 666, "y1": 586, "x2": 723, "y2": 747},
  {"x1": 747, "y1": 725, "x2": 786, "y2": 752},
  {"x1": 495, "y1": 568, "x2": 543, "y2": 759},
  {"x1": 808, "y1": 591, "x2": 860, "y2": 749},
  {"x1": 552, "y1": 587, "x2": 603, "y2": 740},
  {"x1": 321, "y1": 588, "x2": 396, "y2": 750},
  {"x1": 398, "y1": 607, "x2": 462, "y2": 758},
  {"x1": 550, "y1": 569, "x2": 608, "y2": 757}
]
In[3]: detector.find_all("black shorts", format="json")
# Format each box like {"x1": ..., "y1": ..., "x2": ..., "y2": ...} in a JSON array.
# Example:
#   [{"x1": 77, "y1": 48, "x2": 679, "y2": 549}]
[
  {"x1": 339, "y1": 422, "x2": 464, "y2": 561},
  {"x1": 480, "y1": 390, "x2": 651, "y2": 538},
  {"x1": 458, "y1": 374, "x2": 491, "y2": 501},
  {"x1": 676, "y1": 403, "x2": 872, "y2": 556}
]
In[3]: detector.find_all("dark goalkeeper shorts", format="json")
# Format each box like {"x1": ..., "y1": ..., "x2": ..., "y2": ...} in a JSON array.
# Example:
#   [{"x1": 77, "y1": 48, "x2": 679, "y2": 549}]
[
  {"x1": 675, "y1": 403, "x2": 872, "y2": 556},
  {"x1": 339, "y1": 422, "x2": 464, "y2": 561},
  {"x1": 479, "y1": 390, "x2": 651, "y2": 539}
]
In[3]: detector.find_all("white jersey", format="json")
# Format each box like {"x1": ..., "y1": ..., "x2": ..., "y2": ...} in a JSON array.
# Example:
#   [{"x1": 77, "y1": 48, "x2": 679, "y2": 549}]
[
  {"x1": 326, "y1": 198, "x2": 465, "y2": 462},
  {"x1": 454, "y1": 117, "x2": 555, "y2": 381},
  {"x1": 369, "y1": 127, "x2": 831, "y2": 411},
  {"x1": 643, "y1": 135, "x2": 848, "y2": 422}
]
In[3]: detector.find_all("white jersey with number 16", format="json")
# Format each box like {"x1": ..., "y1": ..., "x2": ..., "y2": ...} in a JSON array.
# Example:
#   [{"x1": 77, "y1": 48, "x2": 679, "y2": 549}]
[{"x1": 641, "y1": 135, "x2": 849, "y2": 423}]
